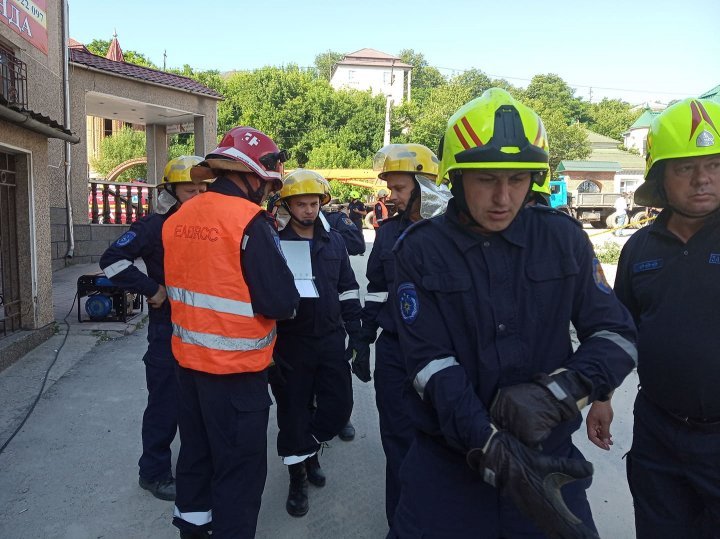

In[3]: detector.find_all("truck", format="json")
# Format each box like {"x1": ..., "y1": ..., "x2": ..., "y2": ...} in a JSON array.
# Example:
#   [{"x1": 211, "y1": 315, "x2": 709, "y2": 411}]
[{"x1": 548, "y1": 180, "x2": 654, "y2": 229}]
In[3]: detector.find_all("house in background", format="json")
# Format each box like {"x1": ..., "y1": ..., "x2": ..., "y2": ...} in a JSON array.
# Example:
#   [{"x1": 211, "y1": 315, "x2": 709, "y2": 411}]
[
  {"x1": 557, "y1": 129, "x2": 646, "y2": 195},
  {"x1": 622, "y1": 109, "x2": 661, "y2": 155},
  {"x1": 699, "y1": 84, "x2": 720, "y2": 104},
  {"x1": 330, "y1": 48, "x2": 412, "y2": 105}
]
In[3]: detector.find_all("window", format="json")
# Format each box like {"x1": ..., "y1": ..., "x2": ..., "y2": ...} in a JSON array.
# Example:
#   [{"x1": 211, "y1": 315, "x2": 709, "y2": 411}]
[
  {"x1": 348, "y1": 70, "x2": 356, "y2": 81},
  {"x1": 578, "y1": 179, "x2": 600, "y2": 193}
]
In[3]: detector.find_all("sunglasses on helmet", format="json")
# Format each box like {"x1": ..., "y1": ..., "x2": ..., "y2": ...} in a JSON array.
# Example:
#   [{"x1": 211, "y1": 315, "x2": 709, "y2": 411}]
[{"x1": 259, "y1": 150, "x2": 289, "y2": 171}]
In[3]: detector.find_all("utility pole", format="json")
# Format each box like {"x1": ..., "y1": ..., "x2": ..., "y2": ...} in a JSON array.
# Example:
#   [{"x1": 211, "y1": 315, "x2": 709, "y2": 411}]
[
  {"x1": 383, "y1": 95, "x2": 393, "y2": 146},
  {"x1": 163, "y1": 50, "x2": 167, "y2": 71},
  {"x1": 589, "y1": 87, "x2": 593, "y2": 103}
]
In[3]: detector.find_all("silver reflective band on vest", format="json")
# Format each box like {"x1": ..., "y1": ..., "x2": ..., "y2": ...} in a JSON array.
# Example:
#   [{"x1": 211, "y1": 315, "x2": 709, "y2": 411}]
[
  {"x1": 102, "y1": 259, "x2": 132, "y2": 278},
  {"x1": 589, "y1": 330, "x2": 638, "y2": 366},
  {"x1": 339, "y1": 289, "x2": 360, "y2": 301},
  {"x1": 173, "y1": 506, "x2": 212, "y2": 525},
  {"x1": 413, "y1": 356, "x2": 460, "y2": 400},
  {"x1": 364, "y1": 292, "x2": 389, "y2": 303},
  {"x1": 167, "y1": 286, "x2": 255, "y2": 317},
  {"x1": 173, "y1": 323, "x2": 275, "y2": 352}
]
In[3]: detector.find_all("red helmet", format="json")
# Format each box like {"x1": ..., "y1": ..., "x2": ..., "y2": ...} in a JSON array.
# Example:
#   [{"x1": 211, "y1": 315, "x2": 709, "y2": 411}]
[{"x1": 197, "y1": 127, "x2": 287, "y2": 190}]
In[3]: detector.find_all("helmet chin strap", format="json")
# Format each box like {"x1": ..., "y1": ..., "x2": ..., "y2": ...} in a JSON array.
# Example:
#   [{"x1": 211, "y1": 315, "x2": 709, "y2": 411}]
[
  {"x1": 398, "y1": 183, "x2": 421, "y2": 225},
  {"x1": 282, "y1": 200, "x2": 316, "y2": 228},
  {"x1": 239, "y1": 173, "x2": 266, "y2": 204}
]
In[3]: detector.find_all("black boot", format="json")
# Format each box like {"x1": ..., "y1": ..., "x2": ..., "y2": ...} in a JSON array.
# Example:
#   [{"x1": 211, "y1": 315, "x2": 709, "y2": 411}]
[
  {"x1": 286, "y1": 463, "x2": 309, "y2": 517},
  {"x1": 338, "y1": 421, "x2": 355, "y2": 441},
  {"x1": 305, "y1": 454, "x2": 326, "y2": 487}
]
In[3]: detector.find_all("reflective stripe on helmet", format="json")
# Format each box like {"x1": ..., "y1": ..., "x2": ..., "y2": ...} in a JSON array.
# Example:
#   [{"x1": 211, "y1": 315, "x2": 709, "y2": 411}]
[
  {"x1": 167, "y1": 286, "x2": 255, "y2": 317},
  {"x1": 413, "y1": 356, "x2": 460, "y2": 400},
  {"x1": 172, "y1": 323, "x2": 275, "y2": 352}
]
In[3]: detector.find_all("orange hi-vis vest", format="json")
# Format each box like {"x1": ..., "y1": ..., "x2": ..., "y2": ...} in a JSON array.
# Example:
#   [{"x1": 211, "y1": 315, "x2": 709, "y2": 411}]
[
  {"x1": 374, "y1": 200, "x2": 388, "y2": 228},
  {"x1": 162, "y1": 192, "x2": 276, "y2": 375}
]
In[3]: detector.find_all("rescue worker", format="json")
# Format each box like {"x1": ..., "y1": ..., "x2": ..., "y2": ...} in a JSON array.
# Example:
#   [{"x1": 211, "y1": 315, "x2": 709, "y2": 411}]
[
  {"x1": 347, "y1": 143, "x2": 450, "y2": 525},
  {"x1": 389, "y1": 89, "x2": 637, "y2": 538},
  {"x1": 374, "y1": 188, "x2": 389, "y2": 228},
  {"x1": 348, "y1": 190, "x2": 367, "y2": 231},
  {"x1": 99, "y1": 155, "x2": 204, "y2": 502},
  {"x1": 586, "y1": 98, "x2": 720, "y2": 539},
  {"x1": 270, "y1": 169, "x2": 362, "y2": 517},
  {"x1": 163, "y1": 127, "x2": 299, "y2": 539},
  {"x1": 322, "y1": 208, "x2": 366, "y2": 256}
]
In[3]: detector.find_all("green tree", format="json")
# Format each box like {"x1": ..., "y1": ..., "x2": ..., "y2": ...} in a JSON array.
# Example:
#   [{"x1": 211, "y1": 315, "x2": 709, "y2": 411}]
[
  {"x1": 523, "y1": 73, "x2": 589, "y2": 124},
  {"x1": 540, "y1": 110, "x2": 592, "y2": 173},
  {"x1": 314, "y1": 50, "x2": 344, "y2": 81},
  {"x1": 86, "y1": 38, "x2": 159, "y2": 69},
  {"x1": 328, "y1": 180, "x2": 374, "y2": 202},
  {"x1": 450, "y1": 69, "x2": 492, "y2": 100},
  {"x1": 90, "y1": 127, "x2": 147, "y2": 182},
  {"x1": 587, "y1": 98, "x2": 642, "y2": 141},
  {"x1": 398, "y1": 49, "x2": 446, "y2": 102}
]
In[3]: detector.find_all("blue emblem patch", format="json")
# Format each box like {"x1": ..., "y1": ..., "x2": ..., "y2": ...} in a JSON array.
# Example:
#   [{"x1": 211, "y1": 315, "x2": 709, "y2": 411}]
[
  {"x1": 709, "y1": 253, "x2": 720, "y2": 265},
  {"x1": 115, "y1": 231, "x2": 136, "y2": 247},
  {"x1": 592, "y1": 258, "x2": 612, "y2": 295},
  {"x1": 633, "y1": 259, "x2": 663, "y2": 273},
  {"x1": 398, "y1": 282, "x2": 419, "y2": 324}
]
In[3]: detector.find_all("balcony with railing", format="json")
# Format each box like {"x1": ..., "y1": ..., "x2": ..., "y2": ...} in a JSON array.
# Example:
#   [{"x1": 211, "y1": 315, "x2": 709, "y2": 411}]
[
  {"x1": 0, "y1": 44, "x2": 28, "y2": 109},
  {"x1": 88, "y1": 180, "x2": 153, "y2": 224}
]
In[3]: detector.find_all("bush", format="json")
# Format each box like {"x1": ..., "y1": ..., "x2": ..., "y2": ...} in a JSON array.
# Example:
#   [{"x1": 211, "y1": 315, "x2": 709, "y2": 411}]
[{"x1": 594, "y1": 241, "x2": 622, "y2": 264}]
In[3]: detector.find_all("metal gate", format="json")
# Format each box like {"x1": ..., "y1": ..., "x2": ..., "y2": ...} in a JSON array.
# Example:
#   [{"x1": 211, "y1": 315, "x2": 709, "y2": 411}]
[{"x1": 0, "y1": 151, "x2": 21, "y2": 339}]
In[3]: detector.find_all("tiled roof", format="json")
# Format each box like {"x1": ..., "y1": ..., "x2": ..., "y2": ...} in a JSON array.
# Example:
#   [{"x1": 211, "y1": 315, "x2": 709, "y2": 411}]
[
  {"x1": 69, "y1": 48, "x2": 222, "y2": 99},
  {"x1": 0, "y1": 93, "x2": 73, "y2": 136},
  {"x1": 337, "y1": 48, "x2": 412, "y2": 68}
]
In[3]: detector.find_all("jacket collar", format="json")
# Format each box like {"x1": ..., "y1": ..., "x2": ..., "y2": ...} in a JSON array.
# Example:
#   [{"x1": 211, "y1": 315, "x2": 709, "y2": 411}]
[{"x1": 441, "y1": 198, "x2": 527, "y2": 252}]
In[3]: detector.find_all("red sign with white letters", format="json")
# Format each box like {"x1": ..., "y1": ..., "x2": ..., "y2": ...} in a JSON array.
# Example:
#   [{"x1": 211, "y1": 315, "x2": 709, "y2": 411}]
[{"x1": 1, "y1": 0, "x2": 48, "y2": 55}]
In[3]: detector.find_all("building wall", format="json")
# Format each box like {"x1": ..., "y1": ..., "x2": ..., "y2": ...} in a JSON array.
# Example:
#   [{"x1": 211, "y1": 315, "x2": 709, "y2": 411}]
[
  {"x1": 623, "y1": 127, "x2": 648, "y2": 155},
  {"x1": 49, "y1": 66, "x2": 218, "y2": 268},
  {"x1": 330, "y1": 64, "x2": 407, "y2": 104},
  {"x1": 563, "y1": 171, "x2": 616, "y2": 194},
  {"x1": 0, "y1": 2, "x2": 66, "y2": 333}
]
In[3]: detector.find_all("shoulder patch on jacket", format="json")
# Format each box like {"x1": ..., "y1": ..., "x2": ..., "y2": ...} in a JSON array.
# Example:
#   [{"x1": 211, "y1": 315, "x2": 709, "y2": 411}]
[
  {"x1": 592, "y1": 258, "x2": 612, "y2": 294},
  {"x1": 115, "y1": 231, "x2": 137, "y2": 247},
  {"x1": 397, "y1": 282, "x2": 419, "y2": 324}
]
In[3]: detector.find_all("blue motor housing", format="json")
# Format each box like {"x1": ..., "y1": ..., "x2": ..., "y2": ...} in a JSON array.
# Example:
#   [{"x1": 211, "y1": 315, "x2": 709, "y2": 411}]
[{"x1": 85, "y1": 294, "x2": 113, "y2": 320}]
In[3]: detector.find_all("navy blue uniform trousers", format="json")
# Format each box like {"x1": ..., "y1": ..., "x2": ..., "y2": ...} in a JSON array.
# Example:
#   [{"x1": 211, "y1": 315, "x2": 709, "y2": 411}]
[
  {"x1": 628, "y1": 391, "x2": 720, "y2": 539},
  {"x1": 173, "y1": 367, "x2": 271, "y2": 539},
  {"x1": 374, "y1": 330, "x2": 415, "y2": 526},
  {"x1": 270, "y1": 329, "x2": 353, "y2": 456}
]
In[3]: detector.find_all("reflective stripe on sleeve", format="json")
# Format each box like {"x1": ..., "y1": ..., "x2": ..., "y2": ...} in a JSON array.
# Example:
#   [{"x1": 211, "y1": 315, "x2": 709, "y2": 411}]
[
  {"x1": 588, "y1": 330, "x2": 638, "y2": 366},
  {"x1": 339, "y1": 289, "x2": 360, "y2": 301},
  {"x1": 101, "y1": 259, "x2": 132, "y2": 278},
  {"x1": 413, "y1": 356, "x2": 460, "y2": 400},
  {"x1": 167, "y1": 286, "x2": 255, "y2": 317},
  {"x1": 172, "y1": 324, "x2": 275, "y2": 352},
  {"x1": 364, "y1": 292, "x2": 388, "y2": 303},
  {"x1": 173, "y1": 506, "x2": 212, "y2": 525}
]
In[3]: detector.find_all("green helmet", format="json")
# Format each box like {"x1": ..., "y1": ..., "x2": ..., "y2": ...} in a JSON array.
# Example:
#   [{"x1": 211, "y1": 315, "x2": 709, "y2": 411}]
[
  {"x1": 349, "y1": 190, "x2": 360, "y2": 199},
  {"x1": 635, "y1": 98, "x2": 720, "y2": 207},
  {"x1": 437, "y1": 88, "x2": 549, "y2": 189}
]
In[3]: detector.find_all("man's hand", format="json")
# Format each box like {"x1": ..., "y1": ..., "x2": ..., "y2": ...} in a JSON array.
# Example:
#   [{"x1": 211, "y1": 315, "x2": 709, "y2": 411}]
[
  {"x1": 345, "y1": 335, "x2": 371, "y2": 382},
  {"x1": 147, "y1": 284, "x2": 167, "y2": 308},
  {"x1": 468, "y1": 430, "x2": 599, "y2": 539},
  {"x1": 490, "y1": 370, "x2": 592, "y2": 447},
  {"x1": 586, "y1": 400, "x2": 614, "y2": 450}
]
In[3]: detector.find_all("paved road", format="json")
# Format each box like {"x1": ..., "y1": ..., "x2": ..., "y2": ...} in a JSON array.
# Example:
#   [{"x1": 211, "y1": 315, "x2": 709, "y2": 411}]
[{"x1": 0, "y1": 231, "x2": 639, "y2": 538}]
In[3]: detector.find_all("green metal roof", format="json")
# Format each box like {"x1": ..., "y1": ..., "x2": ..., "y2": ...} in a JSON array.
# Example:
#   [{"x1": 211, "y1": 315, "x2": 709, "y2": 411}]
[
  {"x1": 583, "y1": 128, "x2": 620, "y2": 146},
  {"x1": 700, "y1": 84, "x2": 720, "y2": 103},
  {"x1": 557, "y1": 160, "x2": 621, "y2": 172},
  {"x1": 588, "y1": 148, "x2": 646, "y2": 171},
  {"x1": 629, "y1": 109, "x2": 661, "y2": 129}
]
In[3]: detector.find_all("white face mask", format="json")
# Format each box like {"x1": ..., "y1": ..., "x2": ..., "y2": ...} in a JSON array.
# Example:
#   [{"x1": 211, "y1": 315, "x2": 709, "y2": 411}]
[{"x1": 155, "y1": 188, "x2": 178, "y2": 215}]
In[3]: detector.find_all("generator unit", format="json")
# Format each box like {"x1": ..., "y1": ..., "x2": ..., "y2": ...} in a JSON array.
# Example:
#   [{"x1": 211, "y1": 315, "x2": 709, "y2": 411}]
[{"x1": 77, "y1": 273, "x2": 144, "y2": 323}]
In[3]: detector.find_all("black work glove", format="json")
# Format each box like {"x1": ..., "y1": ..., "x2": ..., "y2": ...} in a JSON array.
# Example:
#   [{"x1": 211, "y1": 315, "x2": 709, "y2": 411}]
[
  {"x1": 490, "y1": 370, "x2": 593, "y2": 447},
  {"x1": 468, "y1": 430, "x2": 599, "y2": 539},
  {"x1": 345, "y1": 334, "x2": 371, "y2": 383}
]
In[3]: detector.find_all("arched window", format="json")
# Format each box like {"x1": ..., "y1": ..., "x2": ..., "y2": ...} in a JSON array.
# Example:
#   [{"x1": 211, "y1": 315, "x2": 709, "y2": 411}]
[{"x1": 578, "y1": 179, "x2": 600, "y2": 193}]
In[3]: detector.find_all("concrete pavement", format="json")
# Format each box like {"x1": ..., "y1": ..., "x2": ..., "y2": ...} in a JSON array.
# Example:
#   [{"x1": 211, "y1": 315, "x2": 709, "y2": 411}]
[{"x1": 0, "y1": 230, "x2": 639, "y2": 538}]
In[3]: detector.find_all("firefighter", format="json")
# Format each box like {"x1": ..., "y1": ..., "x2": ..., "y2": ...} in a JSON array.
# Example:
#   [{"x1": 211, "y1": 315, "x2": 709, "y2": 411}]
[
  {"x1": 347, "y1": 143, "x2": 451, "y2": 525},
  {"x1": 163, "y1": 127, "x2": 299, "y2": 539},
  {"x1": 321, "y1": 209, "x2": 366, "y2": 256},
  {"x1": 99, "y1": 155, "x2": 204, "y2": 502},
  {"x1": 270, "y1": 169, "x2": 362, "y2": 517},
  {"x1": 587, "y1": 98, "x2": 720, "y2": 538},
  {"x1": 388, "y1": 89, "x2": 637, "y2": 538},
  {"x1": 374, "y1": 188, "x2": 389, "y2": 228},
  {"x1": 348, "y1": 190, "x2": 367, "y2": 231}
]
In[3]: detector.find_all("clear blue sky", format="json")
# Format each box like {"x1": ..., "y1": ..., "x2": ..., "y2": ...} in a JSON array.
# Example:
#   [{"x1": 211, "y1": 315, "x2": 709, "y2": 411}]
[{"x1": 68, "y1": 0, "x2": 719, "y2": 106}]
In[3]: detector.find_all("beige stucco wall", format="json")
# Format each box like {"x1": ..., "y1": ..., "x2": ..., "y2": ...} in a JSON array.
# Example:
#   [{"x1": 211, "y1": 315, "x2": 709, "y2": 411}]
[
  {"x1": 0, "y1": 2, "x2": 66, "y2": 330},
  {"x1": 0, "y1": 123, "x2": 55, "y2": 329}
]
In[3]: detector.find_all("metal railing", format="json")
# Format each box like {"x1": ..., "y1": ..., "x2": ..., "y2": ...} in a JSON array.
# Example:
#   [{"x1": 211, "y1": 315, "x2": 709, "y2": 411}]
[
  {"x1": 0, "y1": 44, "x2": 28, "y2": 109},
  {"x1": 88, "y1": 180, "x2": 153, "y2": 225}
]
